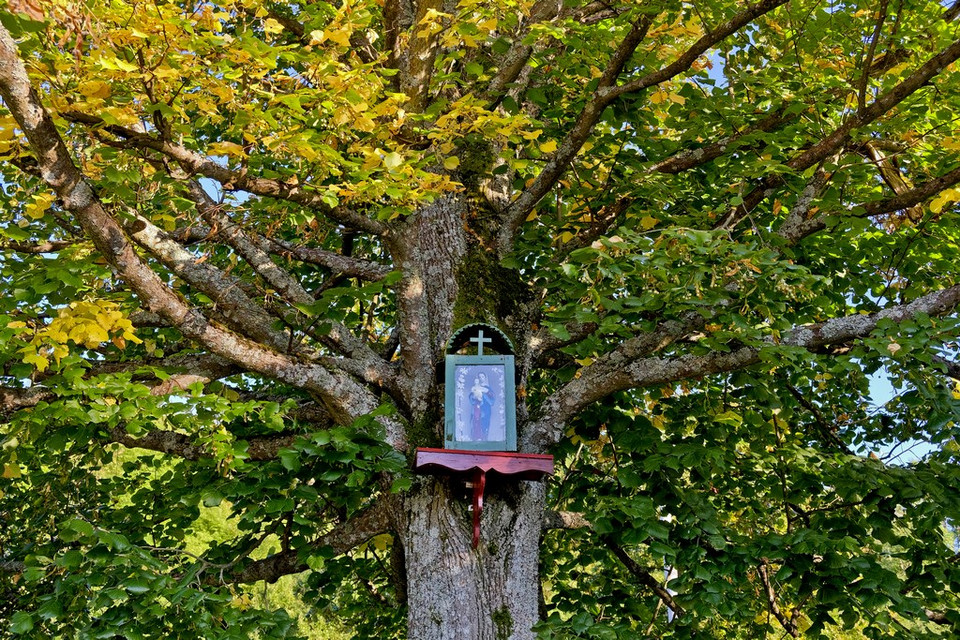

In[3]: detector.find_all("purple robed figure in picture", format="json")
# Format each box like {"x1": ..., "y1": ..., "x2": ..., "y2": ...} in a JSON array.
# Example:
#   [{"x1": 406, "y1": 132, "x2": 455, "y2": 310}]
[{"x1": 469, "y1": 373, "x2": 495, "y2": 440}]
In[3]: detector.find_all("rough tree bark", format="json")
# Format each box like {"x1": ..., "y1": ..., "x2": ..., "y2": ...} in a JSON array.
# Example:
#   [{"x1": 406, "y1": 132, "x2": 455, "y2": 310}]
[{"x1": 399, "y1": 480, "x2": 546, "y2": 640}]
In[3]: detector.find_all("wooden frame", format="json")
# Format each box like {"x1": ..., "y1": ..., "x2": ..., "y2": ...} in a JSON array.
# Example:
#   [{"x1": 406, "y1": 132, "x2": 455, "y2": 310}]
[{"x1": 444, "y1": 354, "x2": 517, "y2": 451}]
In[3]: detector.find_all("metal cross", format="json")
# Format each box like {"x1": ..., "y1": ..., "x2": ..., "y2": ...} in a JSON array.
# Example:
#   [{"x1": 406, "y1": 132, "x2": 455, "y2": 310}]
[{"x1": 470, "y1": 329, "x2": 492, "y2": 356}]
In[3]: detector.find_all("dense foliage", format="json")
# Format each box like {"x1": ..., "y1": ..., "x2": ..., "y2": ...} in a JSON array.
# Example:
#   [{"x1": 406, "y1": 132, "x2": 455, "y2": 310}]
[{"x1": 2, "y1": 0, "x2": 960, "y2": 638}]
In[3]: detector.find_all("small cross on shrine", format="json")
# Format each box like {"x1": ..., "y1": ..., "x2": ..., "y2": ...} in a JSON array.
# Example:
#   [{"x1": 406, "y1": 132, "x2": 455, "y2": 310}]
[{"x1": 469, "y1": 329, "x2": 492, "y2": 356}]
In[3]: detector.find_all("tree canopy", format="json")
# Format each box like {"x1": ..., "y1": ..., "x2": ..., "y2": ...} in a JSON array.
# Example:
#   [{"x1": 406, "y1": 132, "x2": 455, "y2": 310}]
[{"x1": 1, "y1": 0, "x2": 960, "y2": 638}]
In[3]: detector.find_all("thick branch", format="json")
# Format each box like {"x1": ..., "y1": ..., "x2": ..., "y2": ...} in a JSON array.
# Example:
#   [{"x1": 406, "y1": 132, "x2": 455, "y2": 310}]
[
  {"x1": 123, "y1": 210, "x2": 292, "y2": 352},
  {"x1": 778, "y1": 163, "x2": 960, "y2": 244},
  {"x1": 485, "y1": 0, "x2": 565, "y2": 102},
  {"x1": 179, "y1": 197, "x2": 400, "y2": 392},
  {"x1": 650, "y1": 106, "x2": 791, "y2": 174},
  {"x1": 559, "y1": 106, "x2": 796, "y2": 252},
  {"x1": 187, "y1": 182, "x2": 315, "y2": 308},
  {"x1": 862, "y1": 142, "x2": 922, "y2": 221},
  {"x1": 542, "y1": 510, "x2": 592, "y2": 530},
  {"x1": 568, "y1": 2, "x2": 628, "y2": 25},
  {"x1": 790, "y1": 39, "x2": 960, "y2": 172},
  {"x1": 107, "y1": 426, "x2": 299, "y2": 462},
  {"x1": 946, "y1": 0, "x2": 960, "y2": 22},
  {"x1": 0, "y1": 560, "x2": 26, "y2": 574},
  {"x1": 268, "y1": 238, "x2": 392, "y2": 281},
  {"x1": 856, "y1": 0, "x2": 889, "y2": 113},
  {"x1": 925, "y1": 609, "x2": 952, "y2": 626},
  {"x1": 526, "y1": 284, "x2": 960, "y2": 450},
  {"x1": 215, "y1": 500, "x2": 391, "y2": 584},
  {"x1": 758, "y1": 560, "x2": 800, "y2": 637},
  {"x1": 0, "y1": 239, "x2": 76, "y2": 253},
  {"x1": 383, "y1": 0, "x2": 414, "y2": 76},
  {"x1": 398, "y1": 0, "x2": 443, "y2": 112},
  {"x1": 1, "y1": 385, "x2": 53, "y2": 419},
  {"x1": 930, "y1": 354, "x2": 960, "y2": 380},
  {"x1": 530, "y1": 321, "x2": 600, "y2": 362},
  {"x1": 498, "y1": 13, "x2": 656, "y2": 250},
  {"x1": 161, "y1": 217, "x2": 392, "y2": 282},
  {"x1": 603, "y1": 536, "x2": 684, "y2": 618}
]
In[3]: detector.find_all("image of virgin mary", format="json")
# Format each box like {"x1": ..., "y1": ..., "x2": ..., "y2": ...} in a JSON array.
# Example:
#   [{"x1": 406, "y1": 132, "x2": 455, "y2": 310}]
[{"x1": 469, "y1": 373, "x2": 495, "y2": 440}]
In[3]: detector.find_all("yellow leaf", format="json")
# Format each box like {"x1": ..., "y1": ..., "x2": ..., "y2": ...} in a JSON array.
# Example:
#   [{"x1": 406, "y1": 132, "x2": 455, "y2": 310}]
[
  {"x1": 559, "y1": 231, "x2": 574, "y2": 243},
  {"x1": 52, "y1": 344, "x2": 69, "y2": 363},
  {"x1": 639, "y1": 215, "x2": 659, "y2": 230},
  {"x1": 887, "y1": 342, "x2": 901, "y2": 355},
  {"x1": 207, "y1": 141, "x2": 247, "y2": 158},
  {"x1": 652, "y1": 415, "x2": 666, "y2": 432},
  {"x1": 362, "y1": 151, "x2": 382, "y2": 170},
  {"x1": 2, "y1": 463, "x2": 21, "y2": 479},
  {"x1": 6, "y1": 321, "x2": 27, "y2": 329},
  {"x1": 326, "y1": 28, "x2": 352, "y2": 47},
  {"x1": 25, "y1": 192, "x2": 55, "y2": 220},
  {"x1": 21, "y1": 350, "x2": 49, "y2": 372},
  {"x1": 443, "y1": 156, "x2": 460, "y2": 170},
  {"x1": 942, "y1": 137, "x2": 960, "y2": 151},
  {"x1": 0, "y1": 116, "x2": 16, "y2": 142},
  {"x1": 99, "y1": 55, "x2": 138, "y2": 73},
  {"x1": 309, "y1": 29, "x2": 325, "y2": 45},
  {"x1": 71, "y1": 323, "x2": 111, "y2": 349},
  {"x1": 78, "y1": 80, "x2": 111, "y2": 100},
  {"x1": 372, "y1": 534, "x2": 392, "y2": 552},
  {"x1": 263, "y1": 18, "x2": 283, "y2": 35},
  {"x1": 650, "y1": 89, "x2": 667, "y2": 104},
  {"x1": 153, "y1": 65, "x2": 182, "y2": 80},
  {"x1": 539, "y1": 139, "x2": 558, "y2": 154},
  {"x1": 383, "y1": 151, "x2": 403, "y2": 169},
  {"x1": 668, "y1": 92, "x2": 686, "y2": 105},
  {"x1": 933, "y1": 188, "x2": 960, "y2": 213}
]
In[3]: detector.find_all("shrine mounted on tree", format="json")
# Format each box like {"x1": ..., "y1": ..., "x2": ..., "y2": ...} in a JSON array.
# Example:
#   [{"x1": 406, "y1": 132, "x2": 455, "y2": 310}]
[
  {"x1": 2, "y1": 0, "x2": 960, "y2": 639},
  {"x1": 415, "y1": 323, "x2": 553, "y2": 549}
]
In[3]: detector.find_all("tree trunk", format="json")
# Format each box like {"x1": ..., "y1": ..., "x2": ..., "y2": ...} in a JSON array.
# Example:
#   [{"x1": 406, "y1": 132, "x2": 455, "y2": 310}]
[
  {"x1": 388, "y1": 178, "x2": 545, "y2": 638},
  {"x1": 397, "y1": 477, "x2": 546, "y2": 640}
]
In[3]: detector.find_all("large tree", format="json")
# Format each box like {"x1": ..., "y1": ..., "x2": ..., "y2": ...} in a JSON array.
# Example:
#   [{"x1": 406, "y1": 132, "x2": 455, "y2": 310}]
[{"x1": 2, "y1": 0, "x2": 960, "y2": 637}]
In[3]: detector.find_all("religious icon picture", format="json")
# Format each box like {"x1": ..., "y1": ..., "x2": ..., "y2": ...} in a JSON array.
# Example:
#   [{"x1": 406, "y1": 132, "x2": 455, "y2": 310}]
[
  {"x1": 444, "y1": 355, "x2": 517, "y2": 451},
  {"x1": 455, "y1": 365, "x2": 506, "y2": 442}
]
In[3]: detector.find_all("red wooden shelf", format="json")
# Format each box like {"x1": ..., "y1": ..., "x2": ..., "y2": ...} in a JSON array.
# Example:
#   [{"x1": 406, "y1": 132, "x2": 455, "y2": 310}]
[
  {"x1": 414, "y1": 448, "x2": 554, "y2": 549},
  {"x1": 414, "y1": 447, "x2": 554, "y2": 479}
]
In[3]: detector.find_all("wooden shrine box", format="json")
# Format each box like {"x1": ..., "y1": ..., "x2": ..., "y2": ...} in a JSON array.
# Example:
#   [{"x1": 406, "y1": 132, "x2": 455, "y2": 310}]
[
  {"x1": 414, "y1": 324, "x2": 554, "y2": 548},
  {"x1": 443, "y1": 323, "x2": 517, "y2": 451}
]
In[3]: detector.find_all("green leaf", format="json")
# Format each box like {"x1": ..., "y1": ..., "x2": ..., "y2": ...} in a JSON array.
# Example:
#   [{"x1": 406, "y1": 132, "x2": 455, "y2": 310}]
[
  {"x1": 10, "y1": 611, "x2": 34, "y2": 634},
  {"x1": 278, "y1": 448, "x2": 300, "y2": 471}
]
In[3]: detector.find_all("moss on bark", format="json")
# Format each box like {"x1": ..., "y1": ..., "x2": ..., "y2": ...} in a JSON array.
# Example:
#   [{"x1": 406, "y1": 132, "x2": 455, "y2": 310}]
[{"x1": 492, "y1": 606, "x2": 514, "y2": 640}]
